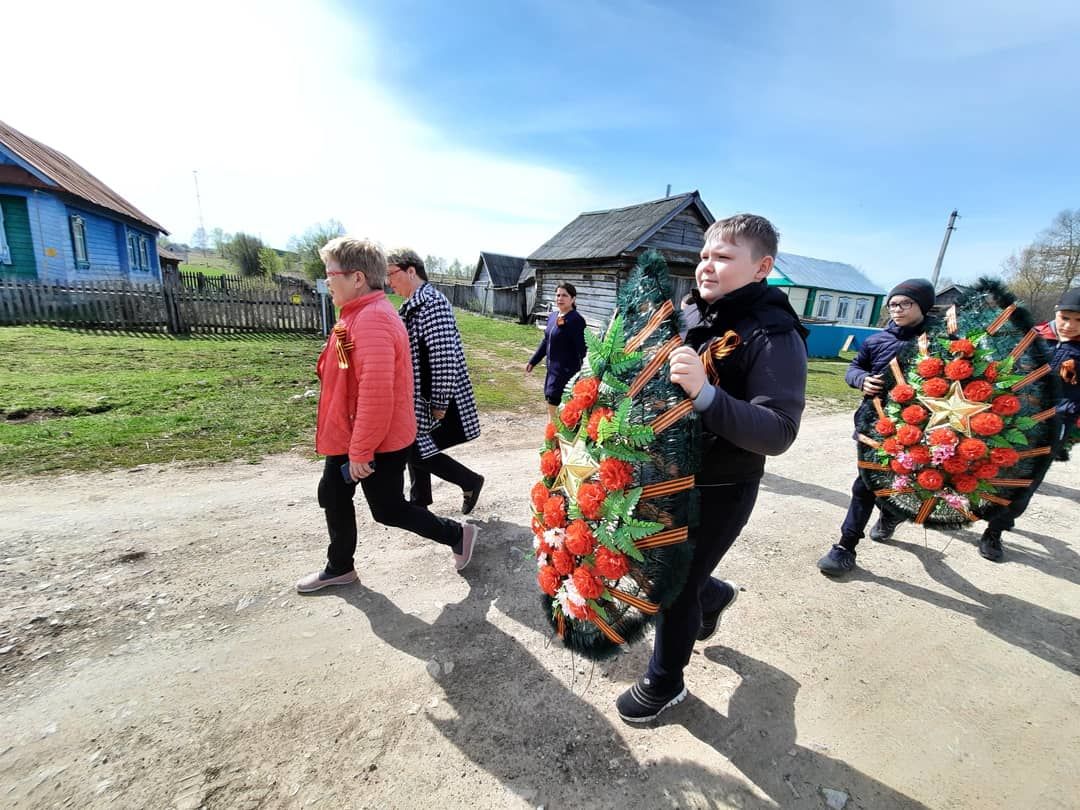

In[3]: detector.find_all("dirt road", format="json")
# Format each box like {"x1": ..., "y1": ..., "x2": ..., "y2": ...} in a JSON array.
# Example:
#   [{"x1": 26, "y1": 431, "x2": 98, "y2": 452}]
[{"x1": 1, "y1": 411, "x2": 1077, "y2": 809}]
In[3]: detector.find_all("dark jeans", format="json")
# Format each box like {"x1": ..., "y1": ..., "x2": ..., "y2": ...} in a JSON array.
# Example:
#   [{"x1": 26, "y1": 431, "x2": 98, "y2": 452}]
[
  {"x1": 839, "y1": 475, "x2": 901, "y2": 551},
  {"x1": 319, "y1": 447, "x2": 463, "y2": 575},
  {"x1": 646, "y1": 481, "x2": 759, "y2": 688},
  {"x1": 407, "y1": 448, "x2": 482, "y2": 507}
]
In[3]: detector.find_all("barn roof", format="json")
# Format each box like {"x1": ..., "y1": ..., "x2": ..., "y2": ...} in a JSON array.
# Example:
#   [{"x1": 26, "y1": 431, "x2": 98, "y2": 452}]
[
  {"x1": 0, "y1": 118, "x2": 167, "y2": 233},
  {"x1": 770, "y1": 252, "x2": 885, "y2": 296},
  {"x1": 526, "y1": 191, "x2": 713, "y2": 263},
  {"x1": 473, "y1": 252, "x2": 526, "y2": 287}
]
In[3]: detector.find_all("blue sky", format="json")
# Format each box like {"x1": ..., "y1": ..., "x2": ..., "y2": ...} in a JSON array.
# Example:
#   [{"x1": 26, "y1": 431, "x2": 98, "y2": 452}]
[{"x1": 5, "y1": 0, "x2": 1079, "y2": 290}]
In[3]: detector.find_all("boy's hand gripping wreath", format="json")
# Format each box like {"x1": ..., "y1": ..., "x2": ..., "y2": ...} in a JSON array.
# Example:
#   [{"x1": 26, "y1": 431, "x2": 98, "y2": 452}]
[
  {"x1": 855, "y1": 278, "x2": 1062, "y2": 527},
  {"x1": 530, "y1": 251, "x2": 732, "y2": 659}
]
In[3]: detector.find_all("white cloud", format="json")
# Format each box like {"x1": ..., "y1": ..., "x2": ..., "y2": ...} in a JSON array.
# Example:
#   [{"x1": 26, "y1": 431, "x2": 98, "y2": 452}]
[{"x1": 3, "y1": 0, "x2": 597, "y2": 259}]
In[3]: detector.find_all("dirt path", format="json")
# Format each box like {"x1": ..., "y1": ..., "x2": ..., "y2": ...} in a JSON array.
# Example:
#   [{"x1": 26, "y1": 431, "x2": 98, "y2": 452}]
[{"x1": 1, "y1": 411, "x2": 1077, "y2": 809}]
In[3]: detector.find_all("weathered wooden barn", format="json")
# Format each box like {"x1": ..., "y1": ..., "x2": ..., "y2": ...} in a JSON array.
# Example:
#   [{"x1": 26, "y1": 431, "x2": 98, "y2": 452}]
[
  {"x1": 470, "y1": 251, "x2": 527, "y2": 319},
  {"x1": 521, "y1": 191, "x2": 713, "y2": 329}
]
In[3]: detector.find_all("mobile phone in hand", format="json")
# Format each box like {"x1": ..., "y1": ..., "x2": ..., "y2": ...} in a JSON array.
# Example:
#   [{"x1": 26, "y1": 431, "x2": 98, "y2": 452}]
[{"x1": 341, "y1": 461, "x2": 355, "y2": 483}]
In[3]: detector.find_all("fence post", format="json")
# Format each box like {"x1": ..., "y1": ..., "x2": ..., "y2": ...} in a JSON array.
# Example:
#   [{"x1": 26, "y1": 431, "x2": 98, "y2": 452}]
[{"x1": 161, "y1": 266, "x2": 187, "y2": 334}]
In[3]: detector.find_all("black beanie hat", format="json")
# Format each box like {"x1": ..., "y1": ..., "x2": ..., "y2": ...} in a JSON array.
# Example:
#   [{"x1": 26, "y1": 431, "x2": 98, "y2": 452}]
[
  {"x1": 887, "y1": 278, "x2": 935, "y2": 316},
  {"x1": 1055, "y1": 287, "x2": 1080, "y2": 312}
]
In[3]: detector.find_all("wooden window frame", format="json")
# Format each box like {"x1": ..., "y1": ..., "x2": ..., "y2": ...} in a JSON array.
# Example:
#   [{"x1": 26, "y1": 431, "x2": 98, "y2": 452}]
[{"x1": 70, "y1": 214, "x2": 90, "y2": 269}]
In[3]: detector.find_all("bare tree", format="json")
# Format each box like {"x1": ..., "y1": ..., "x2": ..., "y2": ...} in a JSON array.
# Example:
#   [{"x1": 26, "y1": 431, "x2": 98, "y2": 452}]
[
  {"x1": 1003, "y1": 208, "x2": 1080, "y2": 320},
  {"x1": 1038, "y1": 208, "x2": 1080, "y2": 290},
  {"x1": 287, "y1": 220, "x2": 346, "y2": 280}
]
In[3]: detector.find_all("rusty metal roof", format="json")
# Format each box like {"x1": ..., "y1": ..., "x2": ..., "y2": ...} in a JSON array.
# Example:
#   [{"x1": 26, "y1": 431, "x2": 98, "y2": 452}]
[{"x1": 0, "y1": 119, "x2": 167, "y2": 233}]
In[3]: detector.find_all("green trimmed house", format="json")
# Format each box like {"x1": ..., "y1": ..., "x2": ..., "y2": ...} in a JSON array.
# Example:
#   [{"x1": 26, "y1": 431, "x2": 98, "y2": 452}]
[{"x1": 767, "y1": 253, "x2": 887, "y2": 326}]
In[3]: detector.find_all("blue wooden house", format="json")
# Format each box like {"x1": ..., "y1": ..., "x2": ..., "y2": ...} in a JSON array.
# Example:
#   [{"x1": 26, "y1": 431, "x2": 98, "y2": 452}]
[{"x1": 0, "y1": 119, "x2": 167, "y2": 284}]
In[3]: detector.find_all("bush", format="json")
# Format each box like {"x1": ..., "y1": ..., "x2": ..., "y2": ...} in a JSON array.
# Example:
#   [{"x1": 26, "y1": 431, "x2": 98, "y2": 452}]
[{"x1": 224, "y1": 233, "x2": 265, "y2": 277}]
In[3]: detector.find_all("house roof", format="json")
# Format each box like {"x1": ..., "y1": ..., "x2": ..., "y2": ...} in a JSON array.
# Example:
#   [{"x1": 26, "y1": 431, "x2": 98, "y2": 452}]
[
  {"x1": 770, "y1": 252, "x2": 886, "y2": 296},
  {"x1": 0, "y1": 118, "x2": 167, "y2": 233},
  {"x1": 158, "y1": 245, "x2": 185, "y2": 262},
  {"x1": 473, "y1": 251, "x2": 525, "y2": 287},
  {"x1": 526, "y1": 191, "x2": 713, "y2": 263}
]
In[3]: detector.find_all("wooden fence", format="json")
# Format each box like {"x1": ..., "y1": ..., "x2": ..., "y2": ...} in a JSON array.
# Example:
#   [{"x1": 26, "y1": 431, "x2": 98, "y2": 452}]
[
  {"x1": 430, "y1": 282, "x2": 526, "y2": 322},
  {"x1": 0, "y1": 275, "x2": 331, "y2": 335}
]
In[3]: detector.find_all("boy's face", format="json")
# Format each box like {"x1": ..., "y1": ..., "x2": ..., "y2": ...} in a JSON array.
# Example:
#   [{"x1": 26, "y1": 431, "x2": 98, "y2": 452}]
[
  {"x1": 886, "y1": 295, "x2": 924, "y2": 328},
  {"x1": 1056, "y1": 309, "x2": 1080, "y2": 341},
  {"x1": 695, "y1": 236, "x2": 773, "y2": 303},
  {"x1": 324, "y1": 257, "x2": 367, "y2": 307}
]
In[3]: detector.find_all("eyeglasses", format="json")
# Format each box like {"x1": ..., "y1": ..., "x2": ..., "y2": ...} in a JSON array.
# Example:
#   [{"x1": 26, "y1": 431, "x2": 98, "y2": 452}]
[
  {"x1": 387, "y1": 267, "x2": 405, "y2": 277},
  {"x1": 887, "y1": 300, "x2": 915, "y2": 312},
  {"x1": 325, "y1": 270, "x2": 351, "y2": 279}
]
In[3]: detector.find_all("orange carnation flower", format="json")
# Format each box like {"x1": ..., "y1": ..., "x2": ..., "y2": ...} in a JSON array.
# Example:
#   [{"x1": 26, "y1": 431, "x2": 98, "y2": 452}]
[
  {"x1": 991, "y1": 395, "x2": 1021, "y2": 416},
  {"x1": 952, "y1": 473, "x2": 979, "y2": 494},
  {"x1": 571, "y1": 377, "x2": 600, "y2": 409},
  {"x1": 983, "y1": 361, "x2": 999, "y2": 382},
  {"x1": 594, "y1": 547, "x2": 630, "y2": 580},
  {"x1": 922, "y1": 377, "x2": 949, "y2": 397},
  {"x1": 572, "y1": 565, "x2": 605, "y2": 600},
  {"x1": 876, "y1": 418, "x2": 897, "y2": 436},
  {"x1": 537, "y1": 565, "x2": 561, "y2": 596},
  {"x1": 908, "y1": 445, "x2": 931, "y2": 466},
  {"x1": 598, "y1": 458, "x2": 634, "y2": 492},
  {"x1": 971, "y1": 413, "x2": 1004, "y2": 436},
  {"x1": 896, "y1": 424, "x2": 922, "y2": 446},
  {"x1": 540, "y1": 449, "x2": 561, "y2": 479},
  {"x1": 890, "y1": 384, "x2": 916, "y2": 403},
  {"x1": 564, "y1": 520, "x2": 596, "y2": 557},
  {"x1": 543, "y1": 495, "x2": 567, "y2": 528},
  {"x1": 928, "y1": 427, "x2": 958, "y2": 446},
  {"x1": 891, "y1": 458, "x2": 914, "y2": 474},
  {"x1": 942, "y1": 457, "x2": 969, "y2": 475},
  {"x1": 560, "y1": 400, "x2": 583, "y2": 427},
  {"x1": 545, "y1": 421, "x2": 557, "y2": 441},
  {"x1": 917, "y1": 469, "x2": 944, "y2": 490},
  {"x1": 949, "y1": 339, "x2": 976, "y2": 357},
  {"x1": 972, "y1": 461, "x2": 999, "y2": 480},
  {"x1": 577, "y1": 482, "x2": 606, "y2": 520},
  {"x1": 882, "y1": 437, "x2": 904, "y2": 455},
  {"x1": 957, "y1": 438, "x2": 988, "y2": 461},
  {"x1": 917, "y1": 357, "x2": 945, "y2": 378},
  {"x1": 945, "y1": 359, "x2": 974, "y2": 381},
  {"x1": 901, "y1": 404, "x2": 928, "y2": 425},
  {"x1": 587, "y1": 407, "x2": 614, "y2": 442},
  {"x1": 962, "y1": 380, "x2": 994, "y2": 402},
  {"x1": 531, "y1": 482, "x2": 550, "y2": 512},
  {"x1": 551, "y1": 548, "x2": 574, "y2": 576},
  {"x1": 990, "y1": 447, "x2": 1020, "y2": 467}
]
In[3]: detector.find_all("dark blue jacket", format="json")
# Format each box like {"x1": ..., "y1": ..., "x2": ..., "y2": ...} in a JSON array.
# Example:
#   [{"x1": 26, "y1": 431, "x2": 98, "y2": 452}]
[
  {"x1": 845, "y1": 319, "x2": 928, "y2": 394},
  {"x1": 1050, "y1": 338, "x2": 1080, "y2": 417},
  {"x1": 529, "y1": 309, "x2": 587, "y2": 376}
]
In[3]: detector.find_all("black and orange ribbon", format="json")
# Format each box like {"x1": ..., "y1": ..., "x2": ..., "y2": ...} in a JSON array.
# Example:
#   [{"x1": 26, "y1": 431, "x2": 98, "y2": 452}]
[{"x1": 332, "y1": 322, "x2": 354, "y2": 369}]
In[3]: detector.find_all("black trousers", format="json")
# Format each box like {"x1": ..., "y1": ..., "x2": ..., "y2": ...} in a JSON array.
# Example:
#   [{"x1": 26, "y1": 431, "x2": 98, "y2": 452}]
[
  {"x1": 839, "y1": 475, "x2": 901, "y2": 551},
  {"x1": 319, "y1": 448, "x2": 463, "y2": 575},
  {"x1": 646, "y1": 481, "x2": 759, "y2": 688},
  {"x1": 986, "y1": 455, "x2": 1052, "y2": 532},
  {"x1": 407, "y1": 448, "x2": 482, "y2": 507}
]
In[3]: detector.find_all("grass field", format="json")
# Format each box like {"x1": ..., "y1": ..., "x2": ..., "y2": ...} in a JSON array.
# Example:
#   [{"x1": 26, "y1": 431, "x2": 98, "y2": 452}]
[
  {"x1": 0, "y1": 316, "x2": 856, "y2": 476},
  {"x1": 179, "y1": 250, "x2": 237, "y2": 277}
]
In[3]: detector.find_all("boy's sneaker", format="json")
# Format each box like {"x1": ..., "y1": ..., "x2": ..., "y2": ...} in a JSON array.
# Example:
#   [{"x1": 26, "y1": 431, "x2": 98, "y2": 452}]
[
  {"x1": 869, "y1": 518, "x2": 897, "y2": 542},
  {"x1": 453, "y1": 523, "x2": 479, "y2": 571},
  {"x1": 979, "y1": 528, "x2": 1004, "y2": 562},
  {"x1": 697, "y1": 580, "x2": 739, "y2": 641},
  {"x1": 818, "y1": 544, "x2": 856, "y2": 576},
  {"x1": 462, "y1": 476, "x2": 485, "y2": 515},
  {"x1": 296, "y1": 568, "x2": 358, "y2": 594},
  {"x1": 615, "y1": 675, "x2": 688, "y2": 723}
]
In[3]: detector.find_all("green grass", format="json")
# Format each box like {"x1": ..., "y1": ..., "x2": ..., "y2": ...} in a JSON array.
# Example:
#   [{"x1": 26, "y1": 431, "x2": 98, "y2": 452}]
[
  {"x1": 179, "y1": 251, "x2": 237, "y2": 277},
  {"x1": 0, "y1": 319, "x2": 857, "y2": 476}
]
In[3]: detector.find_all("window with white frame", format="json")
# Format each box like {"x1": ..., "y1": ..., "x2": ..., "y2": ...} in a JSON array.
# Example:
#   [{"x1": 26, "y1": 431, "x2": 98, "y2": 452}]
[
  {"x1": 138, "y1": 237, "x2": 150, "y2": 270},
  {"x1": 854, "y1": 298, "x2": 869, "y2": 322},
  {"x1": 836, "y1": 297, "x2": 851, "y2": 321},
  {"x1": 128, "y1": 233, "x2": 139, "y2": 268},
  {"x1": 815, "y1": 294, "x2": 833, "y2": 318},
  {"x1": 70, "y1": 215, "x2": 89, "y2": 268}
]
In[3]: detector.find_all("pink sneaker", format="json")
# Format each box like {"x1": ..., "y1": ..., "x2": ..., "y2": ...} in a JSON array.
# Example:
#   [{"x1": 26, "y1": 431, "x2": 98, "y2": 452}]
[
  {"x1": 453, "y1": 524, "x2": 478, "y2": 572},
  {"x1": 295, "y1": 568, "x2": 358, "y2": 594}
]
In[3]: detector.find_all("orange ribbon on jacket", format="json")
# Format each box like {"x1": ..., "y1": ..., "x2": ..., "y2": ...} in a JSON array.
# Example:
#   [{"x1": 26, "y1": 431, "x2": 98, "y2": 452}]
[
  {"x1": 333, "y1": 323, "x2": 354, "y2": 369},
  {"x1": 700, "y1": 330, "x2": 741, "y2": 384}
]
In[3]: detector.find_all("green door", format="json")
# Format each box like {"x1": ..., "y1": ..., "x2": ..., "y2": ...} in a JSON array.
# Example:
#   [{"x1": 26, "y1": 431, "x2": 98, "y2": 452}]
[{"x1": 0, "y1": 195, "x2": 38, "y2": 278}]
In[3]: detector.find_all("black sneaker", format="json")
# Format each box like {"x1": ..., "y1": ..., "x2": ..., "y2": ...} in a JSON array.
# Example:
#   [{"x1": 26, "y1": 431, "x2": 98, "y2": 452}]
[
  {"x1": 462, "y1": 475, "x2": 484, "y2": 515},
  {"x1": 869, "y1": 517, "x2": 897, "y2": 542},
  {"x1": 818, "y1": 544, "x2": 856, "y2": 576},
  {"x1": 697, "y1": 580, "x2": 739, "y2": 641},
  {"x1": 616, "y1": 675, "x2": 688, "y2": 723},
  {"x1": 979, "y1": 528, "x2": 1004, "y2": 562}
]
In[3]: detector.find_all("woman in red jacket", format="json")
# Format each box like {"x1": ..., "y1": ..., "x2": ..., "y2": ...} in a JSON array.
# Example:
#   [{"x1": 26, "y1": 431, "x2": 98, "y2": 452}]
[{"x1": 296, "y1": 237, "x2": 479, "y2": 593}]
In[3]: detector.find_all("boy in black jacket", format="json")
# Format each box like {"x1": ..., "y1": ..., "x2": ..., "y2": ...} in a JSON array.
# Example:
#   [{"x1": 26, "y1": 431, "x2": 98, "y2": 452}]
[
  {"x1": 817, "y1": 278, "x2": 935, "y2": 576},
  {"x1": 616, "y1": 214, "x2": 808, "y2": 723}
]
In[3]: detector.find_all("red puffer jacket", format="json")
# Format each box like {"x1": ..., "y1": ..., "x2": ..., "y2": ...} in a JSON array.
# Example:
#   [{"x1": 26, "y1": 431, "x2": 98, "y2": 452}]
[{"x1": 315, "y1": 291, "x2": 417, "y2": 462}]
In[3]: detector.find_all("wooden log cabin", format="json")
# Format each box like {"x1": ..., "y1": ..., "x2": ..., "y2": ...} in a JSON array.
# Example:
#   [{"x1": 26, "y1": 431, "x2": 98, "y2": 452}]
[{"x1": 521, "y1": 191, "x2": 714, "y2": 330}]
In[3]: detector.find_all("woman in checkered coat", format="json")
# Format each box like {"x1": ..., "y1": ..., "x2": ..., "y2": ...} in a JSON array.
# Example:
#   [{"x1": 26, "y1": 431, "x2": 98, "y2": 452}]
[{"x1": 387, "y1": 249, "x2": 484, "y2": 514}]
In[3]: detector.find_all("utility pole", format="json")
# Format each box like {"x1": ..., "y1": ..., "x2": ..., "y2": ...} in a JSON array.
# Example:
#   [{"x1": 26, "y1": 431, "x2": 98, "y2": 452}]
[
  {"x1": 192, "y1": 169, "x2": 207, "y2": 258},
  {"x1": 931, "y1": 209, "x2": 959, "y2": 289}
]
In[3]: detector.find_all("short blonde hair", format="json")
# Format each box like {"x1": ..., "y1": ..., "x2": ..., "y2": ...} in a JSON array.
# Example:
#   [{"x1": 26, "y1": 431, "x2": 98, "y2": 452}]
[
  {"x1": 704, "y1": 213, "x2": 779, "y2": 261},
  {"x1": 318, "y1": 237, "x2": 387, "y2": 289}
]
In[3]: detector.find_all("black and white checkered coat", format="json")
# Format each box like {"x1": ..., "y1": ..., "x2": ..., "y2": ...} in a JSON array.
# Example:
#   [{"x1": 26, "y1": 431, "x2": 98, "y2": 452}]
[{"x1": 399, "y1": 282, "x2": 481, "y2": 458}]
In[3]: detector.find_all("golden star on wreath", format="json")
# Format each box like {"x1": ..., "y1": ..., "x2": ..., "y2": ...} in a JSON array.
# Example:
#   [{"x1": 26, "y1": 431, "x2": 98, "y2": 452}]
[
  {"x1": 917, "y1": 380, "x2": 992, "y2": 435},
  {"x1": 553, "y1": 435, "x2": 599, "y2": 500}
]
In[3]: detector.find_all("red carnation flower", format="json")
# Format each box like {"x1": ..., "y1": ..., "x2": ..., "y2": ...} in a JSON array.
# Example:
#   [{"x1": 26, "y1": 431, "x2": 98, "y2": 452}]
[
  {"x1": 957, "y1": 438, "x2": 988, "y2": 461},
  {"x1": 543, "y1": 495, "x2": 567, "y2": 528},
  {"x1": 551, "y1": 548, "x2": 574, "y2": 576},
  {"x1": 537, "y1": 565, "x2": 561, "y2": 596},
  {"x1": 896, "y1": 424, "x2": 923, "y2": 446},
  {"x1": 594, "y1": 547, "x2": 630, "y2": 580},
  {"x1": 952, "y1": 473, "x2": 979, "y2": 494},
  {"x1": 922, "y1": 377, "x2": 949, "y2": 397},
  {"x1": 917, "y1": 469, "x2": 945, "y2": 491},
  {"x1": 962, "y1": 380, "x2": 994, "y2": 402},
  {"x1": 942, "y1": 457, "x2": 969, "y2": 475},
  {"x1": 565, "y1": 599, "x2": 594, "y2": 621},
  {"x1": 928, "y1": 427, "x2": 958, "y2": 446},
  {"x1": 540, "y1": 449, "x2": 561, "y2": 479},
  {"x1": 536, "y1": 537, "x2": 554, "y2": 557},
  {"x1": 577, "y1": 482, "x2": 606, "y2": 520},
  {"x1": 901, "y1": 404, "x2": 928, "y2": 425},
  {"x1": 991, "y1": 395, "x2": 1021, "y2": 416},
  {"x1": 971, "y1": 412, "x2": 1004, "y2": 436},
  {"x1": 587, "y1": 407, "x2": 614, "y2": 442},
  {"x1": 531, "y1": 482, "x2": 550, "y2": 512},
  {"x1": 531, "y1": 515, "x2": 545, "y2": 538},
  {"x1": 990, "y1": 447, "x2": 1020, "y2": 467},
  {"x1": 564, "y1": 520, "x2": 596, "y2": 557},
  {"x1": 917, "y1": 357, "x2": 945, "y2": 378},
  {"x1": 560, "y1": 400, "x2": 584, "y2": 428},
  {"x1": 891, "y1": 458, "x2": 914, "y2": 474},
  {"x1": 876, "y1": 418, "x2": 897, "y2": 437},
  {"x1": 571, "y1": 377, "x2": 600, "y2": 409},
  {"x1": 882, "y1": 437, "x2": 904, "y2": 455},
  {"x1": 545, "y1": 421, "x2": 557, "y2": 441},
  {"x1": 908, "y1": 445, "x2": 932, "y2": 466},
  {"x1": 945, "y1": 359, "x2": 974, "y2": 381},
  {"x1": 983, "y1": 361, "x2": 999, "y2": 382},
  {"x1": 949, "y1": 338, "x2": 976, "y2": 357},
  {"x1": 890, "y1": 384, "x2": 916, "y2": 403},
  {"x1": 972, "y1": 461, "x2": 999, "y2": 480},
  {"x1": 572, "y1": 565, "x2": 606, "y2": 600},
  {"x1": 599, "y1": 458, "x2": 634, "y2": 492}
]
